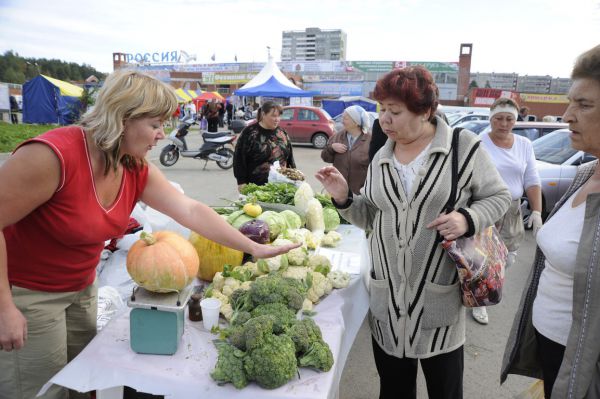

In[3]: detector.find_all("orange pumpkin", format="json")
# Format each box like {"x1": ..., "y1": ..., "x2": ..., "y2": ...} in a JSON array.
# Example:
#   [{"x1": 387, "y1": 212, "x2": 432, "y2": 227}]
[
  {"x1": 127, "y1": 231, "x2": 199, "y2": 293},
  {"x1": 189, "y1": 231, "x2": 244, "y2": 281}
]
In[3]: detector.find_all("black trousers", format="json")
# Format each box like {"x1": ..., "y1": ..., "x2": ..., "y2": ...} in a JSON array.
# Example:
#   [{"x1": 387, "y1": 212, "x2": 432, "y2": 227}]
[
  {"x1": 207, "y1": 117, "x2": 219, "y2": 132},
  {"x1": 372, "y1": 337, "x2": 463, "y2": 399},
  {"x1": 10, "y1": 112, "x2": 18, "y2": 124},
  {"x1": 535, "y1": 329, "x2": 566, "y2": 399}
]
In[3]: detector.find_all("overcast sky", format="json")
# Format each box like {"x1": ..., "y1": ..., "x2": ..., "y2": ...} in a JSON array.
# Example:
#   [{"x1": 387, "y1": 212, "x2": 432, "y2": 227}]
[{"x1": 1, "y1": 0, "x2": 599, "y2": 77}]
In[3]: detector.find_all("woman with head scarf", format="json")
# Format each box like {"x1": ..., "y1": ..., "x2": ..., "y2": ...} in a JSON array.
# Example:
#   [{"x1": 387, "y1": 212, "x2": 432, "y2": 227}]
[{"x1": 321, "y1": 105, "x2": 372, "y2": 194}]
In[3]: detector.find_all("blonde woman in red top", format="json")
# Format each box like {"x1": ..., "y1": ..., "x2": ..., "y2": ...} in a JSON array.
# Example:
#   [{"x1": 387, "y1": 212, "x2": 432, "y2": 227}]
[{"x1": 0, "y1": 70, "x2": 297, "y2": 399}]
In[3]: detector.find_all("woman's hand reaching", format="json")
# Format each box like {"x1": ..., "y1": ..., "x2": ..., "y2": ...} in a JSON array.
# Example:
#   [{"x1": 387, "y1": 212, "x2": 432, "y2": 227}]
[
  {"x1": 427, "y1": 211, "x2": 468, "y2": 241},
  {"x1": 250, "y1": 242, "x2": 301, "y2": 259},
  {"x1": 315, "y1": 166, "x2": 349, "y2": 204}
]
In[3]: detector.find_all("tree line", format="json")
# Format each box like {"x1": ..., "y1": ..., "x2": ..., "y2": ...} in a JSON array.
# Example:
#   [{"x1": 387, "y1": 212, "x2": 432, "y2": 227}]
[{"x1": 0, "y1": 50, "x2": 107, "y2": 85}]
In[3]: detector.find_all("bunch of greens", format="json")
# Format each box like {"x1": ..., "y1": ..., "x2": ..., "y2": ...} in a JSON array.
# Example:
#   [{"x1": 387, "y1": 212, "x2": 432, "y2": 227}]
[{"x1": 240, "y1": 183, "x2": 298, "y2": 204}]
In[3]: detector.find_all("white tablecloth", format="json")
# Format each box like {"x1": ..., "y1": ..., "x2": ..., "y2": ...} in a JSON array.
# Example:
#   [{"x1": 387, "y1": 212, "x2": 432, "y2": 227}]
[{"x1": 40, "y1": 225, "x2": 370, "y2": 398}]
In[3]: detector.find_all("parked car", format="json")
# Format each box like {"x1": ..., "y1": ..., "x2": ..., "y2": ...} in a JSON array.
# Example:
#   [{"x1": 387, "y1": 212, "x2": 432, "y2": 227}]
[
  {"x1": 333, "y1": 111, "x2": 378, "y2": 134},
  {"x1": 453, "y1": 120, "x2": 490, "y2": 134},
  {"x1": 448, "y1": 112, "x2": 489, "y2": 127},
  {"x1": 279, "y1": 106, "x2": 335, "y2": 149},
  {"x1": 521, "y1": 129, "x2": 596, "y2": 221},
  {"x1": 480, "y1": 121, "x2": 568, "y2": 141}
]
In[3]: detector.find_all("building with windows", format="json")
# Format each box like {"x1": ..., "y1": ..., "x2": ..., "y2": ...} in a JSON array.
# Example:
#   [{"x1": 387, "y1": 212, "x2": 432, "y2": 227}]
[
  {"x1": 281, "y1": 28, "x2": 347, "y2": 61},
  {"x1": 470, "y1": 72, "x2": 571, "y2": 94}
]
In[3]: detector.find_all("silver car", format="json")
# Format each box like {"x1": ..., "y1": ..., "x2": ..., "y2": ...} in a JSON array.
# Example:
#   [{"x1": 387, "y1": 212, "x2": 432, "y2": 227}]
[
  {"x1": 523, "y1": 129, "x2": 596, "y2": 219},
  {"x1": 480, "y1": 121, "x2": 568, "y2": 141}
]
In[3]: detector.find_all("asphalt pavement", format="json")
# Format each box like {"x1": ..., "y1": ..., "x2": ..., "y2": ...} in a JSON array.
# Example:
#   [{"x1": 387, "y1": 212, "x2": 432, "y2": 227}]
[{"x1": 1, "y1": 127, "x2": 539, "y2": 398}]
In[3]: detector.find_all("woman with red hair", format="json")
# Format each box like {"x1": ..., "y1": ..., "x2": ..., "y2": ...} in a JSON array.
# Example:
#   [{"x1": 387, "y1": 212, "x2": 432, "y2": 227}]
[{"x1": 316, "y1": 66, "x2": 510, "y2": 398}]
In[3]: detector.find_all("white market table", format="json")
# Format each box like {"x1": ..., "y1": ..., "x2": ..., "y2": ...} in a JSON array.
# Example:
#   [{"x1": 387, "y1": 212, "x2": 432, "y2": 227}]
[{"x1": 40, "y1": 225, "x2": 370, "y2": 399}]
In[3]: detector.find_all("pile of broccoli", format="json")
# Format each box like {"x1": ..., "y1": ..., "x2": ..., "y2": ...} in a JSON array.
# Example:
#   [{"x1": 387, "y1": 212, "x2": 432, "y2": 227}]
[{"x1": 210, "y1": 274, "x2": 334, "y2": 390}]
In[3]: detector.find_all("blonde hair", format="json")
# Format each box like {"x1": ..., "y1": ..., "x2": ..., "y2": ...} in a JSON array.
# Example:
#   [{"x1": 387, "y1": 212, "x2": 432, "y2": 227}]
[{"x1": 80, "y1": 69, "x2": 177, "y2": 174}]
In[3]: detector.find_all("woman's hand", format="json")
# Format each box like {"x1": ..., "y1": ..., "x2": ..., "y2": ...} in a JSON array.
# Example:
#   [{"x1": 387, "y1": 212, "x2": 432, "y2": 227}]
[
  {"x1": 331, "y1": 143, "x2": 348, "y2": 154},
  {"x1": 427, "y1": 211, "x2": 468, "y2": 241},
  {"x1": 0, "y1": 302, "x2": 27, "y2": 352},
  {"x1": 250, "y1": 242, "x2": 301, "y2": 259},
  {"x1": 315, "y1": 166, "x2": 349, "y2": 204}
]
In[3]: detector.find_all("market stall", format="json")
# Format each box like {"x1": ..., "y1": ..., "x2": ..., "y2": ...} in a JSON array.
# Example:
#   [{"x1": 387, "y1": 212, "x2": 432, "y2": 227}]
[{"x1": 39, "y1": 183, "x2": 370, "y2": 398}]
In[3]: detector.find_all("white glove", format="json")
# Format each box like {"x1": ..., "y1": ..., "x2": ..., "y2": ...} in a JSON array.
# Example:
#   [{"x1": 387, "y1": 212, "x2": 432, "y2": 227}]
[{"x1": 527, "y1": 210, "x2": 543, "y2": 237}]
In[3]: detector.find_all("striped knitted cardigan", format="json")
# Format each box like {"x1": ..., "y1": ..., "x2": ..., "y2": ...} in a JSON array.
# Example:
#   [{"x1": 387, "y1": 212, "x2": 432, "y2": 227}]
[{"x1": 340, "y1": 117, "x2": 511, "y2": 358}]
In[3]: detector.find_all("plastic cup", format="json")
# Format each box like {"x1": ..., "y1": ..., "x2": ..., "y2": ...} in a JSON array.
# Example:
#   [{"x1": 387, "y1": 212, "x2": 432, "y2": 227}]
[{"x1": 200, "y1": 298, "x2": 221, "y2": 330}]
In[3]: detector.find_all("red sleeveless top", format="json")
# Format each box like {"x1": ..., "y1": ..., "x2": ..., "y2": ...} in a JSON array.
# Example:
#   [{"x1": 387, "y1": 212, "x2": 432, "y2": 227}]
[{"x1": 4, "y1": 126, "x2": 149, "y2": 292}]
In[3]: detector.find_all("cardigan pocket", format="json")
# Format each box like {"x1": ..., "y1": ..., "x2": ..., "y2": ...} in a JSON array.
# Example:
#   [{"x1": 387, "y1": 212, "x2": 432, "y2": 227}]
[
  {"x1": 421, "y1": 281, "x2": 461, "y2": 329},
  {"x1": 368, "y1": 276, "x2": 392, "y2": 321}
]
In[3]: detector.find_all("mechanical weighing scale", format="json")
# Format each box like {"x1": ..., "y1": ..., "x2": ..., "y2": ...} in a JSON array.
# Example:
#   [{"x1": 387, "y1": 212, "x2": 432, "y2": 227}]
[{"x1": 127, "y1": 284, "x2": 193, "y2": 355}]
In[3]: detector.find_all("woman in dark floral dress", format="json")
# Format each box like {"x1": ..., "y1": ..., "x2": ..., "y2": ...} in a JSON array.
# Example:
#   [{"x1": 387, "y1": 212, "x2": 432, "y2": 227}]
[{"x1": 233, "y1": 101, "x2": 296, "y2": 191}]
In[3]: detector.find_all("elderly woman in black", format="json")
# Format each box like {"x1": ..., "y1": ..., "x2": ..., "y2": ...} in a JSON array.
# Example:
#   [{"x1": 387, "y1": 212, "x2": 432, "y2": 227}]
[{"x1": 233, "y1": 101, "x2": 296, "y2": 192}]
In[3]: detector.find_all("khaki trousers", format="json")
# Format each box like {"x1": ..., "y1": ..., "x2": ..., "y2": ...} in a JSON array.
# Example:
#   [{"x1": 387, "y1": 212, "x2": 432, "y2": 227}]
[
  {"x1": 495, "y1": 199, "x2": 525, "y2": 253},
  {"x1": 0, "y1": 282, "x2": 97, "y2": 399}
]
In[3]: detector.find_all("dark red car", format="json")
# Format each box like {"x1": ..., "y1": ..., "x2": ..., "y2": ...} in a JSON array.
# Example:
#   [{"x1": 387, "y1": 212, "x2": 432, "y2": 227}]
[{"x1": 279, "y1": 106, "x2": 335, "y2": 149}]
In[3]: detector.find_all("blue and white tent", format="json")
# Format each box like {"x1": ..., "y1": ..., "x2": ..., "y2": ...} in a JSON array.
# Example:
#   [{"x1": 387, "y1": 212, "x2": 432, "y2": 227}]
[{"x1": 234, "y1": 57, "x2": 316, "y2": 98}]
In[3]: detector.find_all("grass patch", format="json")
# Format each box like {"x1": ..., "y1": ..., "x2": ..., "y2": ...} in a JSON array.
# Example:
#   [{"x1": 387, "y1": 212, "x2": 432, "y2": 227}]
[{"x1": 0, "y1": 122, "x2": 57, "y2": 153}]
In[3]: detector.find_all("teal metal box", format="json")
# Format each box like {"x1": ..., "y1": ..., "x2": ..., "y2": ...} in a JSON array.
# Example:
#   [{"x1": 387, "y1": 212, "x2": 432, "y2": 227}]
[
  {"x1": 129, "y1": 307, "x2": 184, "y2": 355},
  {"x1": 127, "y1": 286, "x2": 192, "y2": 355}
]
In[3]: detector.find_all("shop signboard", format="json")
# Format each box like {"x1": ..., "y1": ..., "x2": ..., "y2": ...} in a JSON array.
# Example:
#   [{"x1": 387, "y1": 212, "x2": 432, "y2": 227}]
[
  {"x1": 471, "y1": 88, "x2": 517, "y2": 106},
  {"x1": 303, "y1": 82, "x2": 363, "y2": 97},
  {"x1": 350, "y1": 61, "x2": 394, "y2": 72},
  {"x1": 407, "y1": 62, "x2": 458, "y2": 72},
  {"x1": 207, "y1": 72, "x2": 257, "y2": 84},
  {"x1": 520, "y1": 93, "x2": 568, "y2": 104}
]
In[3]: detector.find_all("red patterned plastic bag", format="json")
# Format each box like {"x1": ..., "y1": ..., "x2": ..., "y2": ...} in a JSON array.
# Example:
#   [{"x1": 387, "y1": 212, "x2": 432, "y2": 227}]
[{"x1": 441, "y1": 225, "x2": 507, "y2": 307}]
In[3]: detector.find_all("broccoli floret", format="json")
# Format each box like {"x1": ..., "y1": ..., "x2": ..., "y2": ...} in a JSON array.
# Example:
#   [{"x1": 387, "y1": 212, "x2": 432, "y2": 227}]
[
  {"x1": 250, "y1": 303, "x2": 296, "y2": 334},
  {"x1": 225, "y1": 325, "x2": 247, "y2": 350},
  {"x1": 283, "y1": 277, "x2": 309, "y2": 310},
  {"x1": 242, "y1": 315, "x2": 275, "y2": 351},
  {"x1": 229, "y1": 288, "x2": 254, "y2": 325},
  {"x1": 286, "y1": 318, "x2": 323, "y2": 354},
  {"x1": 230, "y1": 310, "x2": 252, "y2": 326},
  {"x1": 230, "y1": 288, "x2": 253, "y2": 312},
  {"x1": 298, "y1": 340, "x2": 334, "y2": 372},
  {"x1": 248, "y1": 274, "x2": 307, "y2": 311},
  {"x1": 210, "y1": 340, "x2": 248, "y2": 389},
  {"x1": 244, "y1": 334, "x2": 298, "y2": 389}
]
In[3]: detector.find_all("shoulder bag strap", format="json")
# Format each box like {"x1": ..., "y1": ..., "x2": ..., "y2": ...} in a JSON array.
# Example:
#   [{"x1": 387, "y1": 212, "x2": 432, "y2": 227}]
[{"x1": 445, "y1": 127, "x2": 463, "y2": 213}]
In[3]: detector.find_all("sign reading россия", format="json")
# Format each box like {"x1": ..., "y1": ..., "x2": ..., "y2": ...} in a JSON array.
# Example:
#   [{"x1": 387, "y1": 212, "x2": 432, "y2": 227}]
[{"x1": 125, "y1": 51, "x2": 181, "y2": 64}]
